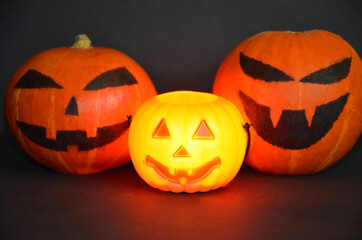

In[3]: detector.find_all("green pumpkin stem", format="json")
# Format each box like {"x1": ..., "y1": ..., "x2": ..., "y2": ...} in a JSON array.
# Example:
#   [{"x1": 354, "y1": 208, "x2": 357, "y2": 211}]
[{"x1": 71, "y1": 34, "x2": 93, "y2": 49}]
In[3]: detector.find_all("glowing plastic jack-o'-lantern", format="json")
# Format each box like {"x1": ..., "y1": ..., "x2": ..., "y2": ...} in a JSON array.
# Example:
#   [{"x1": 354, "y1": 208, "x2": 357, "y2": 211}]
[
  {"x1": 213, "y1": 30, "x2": 362, "y2": 175},
  {"x1": 4, "y1": 34, "x2": 157, "y2": 174},
  {"x1": 129, "y1": 91, "x2": 248, "y2": 193}
]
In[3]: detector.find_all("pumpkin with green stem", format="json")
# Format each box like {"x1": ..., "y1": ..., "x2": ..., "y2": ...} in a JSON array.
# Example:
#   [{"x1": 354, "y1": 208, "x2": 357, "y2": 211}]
[{"x1": 4, "y1": 34, "x2": 157, "y2": 174}]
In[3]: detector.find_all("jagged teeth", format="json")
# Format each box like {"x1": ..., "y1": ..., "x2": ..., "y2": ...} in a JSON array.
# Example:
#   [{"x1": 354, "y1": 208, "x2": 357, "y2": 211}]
[
  {"x1": 269, "y1": 106, "x2": 316, "y2": 128},
  {"x1": 269, "y1": 106, "x2": 284, "y2": 128},
  {"x1": 86, "y1": 127, "x2": 98, "y2": 138},
  {"x1": 46, "y1": 127, "x2": 57, "y2": 139},
  {"x1": 304, "y1": 107, "x2": 316, "y2": 127}
]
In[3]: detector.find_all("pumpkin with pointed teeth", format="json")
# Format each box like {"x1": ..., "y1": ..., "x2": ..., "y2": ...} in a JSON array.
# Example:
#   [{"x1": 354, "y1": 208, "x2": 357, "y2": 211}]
[{"x1": 213, "y1": 30, "x2": 362, "y2": 175}]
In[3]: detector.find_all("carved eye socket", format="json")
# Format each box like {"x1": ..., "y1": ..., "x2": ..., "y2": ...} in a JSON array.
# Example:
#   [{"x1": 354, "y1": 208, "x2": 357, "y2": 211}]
[
  {"x1": 15, "y1": 70, "x2": 63, "y2": 89},
  {"x1": 84, "y1": 67, "x2": 138, "y2": 90},
  {"x1": 193, "y1": 120, "x2": 214, "y2": 140},
  {"x1": 153, "y1": 119, "x2": 171, "y2": 138}
]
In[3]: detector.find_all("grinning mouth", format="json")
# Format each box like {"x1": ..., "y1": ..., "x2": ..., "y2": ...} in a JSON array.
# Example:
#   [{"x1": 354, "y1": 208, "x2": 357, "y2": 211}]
[
  {"x1": 146, "y1": 155, "x2": 221, "y2": 184},
  {"x1": 238, "y1": 90, "x2": 349, "y2": 149},
  {"x1": 16, "y1": 120, "x2": 129, "y2": 151}
]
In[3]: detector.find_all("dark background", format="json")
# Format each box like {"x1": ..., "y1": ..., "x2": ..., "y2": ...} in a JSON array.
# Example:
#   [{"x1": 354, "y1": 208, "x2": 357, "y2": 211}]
[{"x1": 1, "y1": 0, "x2": 361, "y2": 239}]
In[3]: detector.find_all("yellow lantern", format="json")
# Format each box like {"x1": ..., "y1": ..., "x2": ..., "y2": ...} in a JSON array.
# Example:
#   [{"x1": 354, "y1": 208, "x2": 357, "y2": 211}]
[{"x1": 129, "y1": 91, "x2": 248, "y2": 193}]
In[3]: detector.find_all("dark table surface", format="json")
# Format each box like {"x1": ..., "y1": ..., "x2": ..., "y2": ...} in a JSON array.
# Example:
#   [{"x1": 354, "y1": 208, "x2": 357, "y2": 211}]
[{"x1": 1, "y1": 129, "x2": 361, "y2": 240}]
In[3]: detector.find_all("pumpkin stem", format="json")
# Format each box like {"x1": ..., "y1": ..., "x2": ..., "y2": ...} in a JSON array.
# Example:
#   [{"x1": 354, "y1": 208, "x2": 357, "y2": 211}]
[{"x1": 71, "y1": 34, "x2": 93, "y2": 49}]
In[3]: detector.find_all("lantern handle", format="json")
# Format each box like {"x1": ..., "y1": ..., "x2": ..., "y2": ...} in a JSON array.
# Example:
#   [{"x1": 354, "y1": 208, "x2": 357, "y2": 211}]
[
  {"x1": 243, "y1": 122, "x2": 251, "y2": 159},
  {"x1": 127, "y1": 115, "x2": 133, "y2": 126}
]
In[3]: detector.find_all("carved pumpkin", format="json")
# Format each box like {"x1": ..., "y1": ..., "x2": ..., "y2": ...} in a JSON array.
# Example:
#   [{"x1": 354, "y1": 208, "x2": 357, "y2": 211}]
[
  {"x1": 129, "y1": 91, "x2": 248, "y2": 193},
  {"x1": 4, "y1": 34, "x2": 157, "y2": 174},
  {"x1": 213, "y1": 30, "x2": 362, "y2": 175}
]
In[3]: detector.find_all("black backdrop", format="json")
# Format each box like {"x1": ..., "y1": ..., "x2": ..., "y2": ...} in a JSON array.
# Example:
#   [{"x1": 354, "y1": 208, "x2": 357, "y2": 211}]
[{"x1": 1, "y1": 0, "x2": 361, "y2": 239}]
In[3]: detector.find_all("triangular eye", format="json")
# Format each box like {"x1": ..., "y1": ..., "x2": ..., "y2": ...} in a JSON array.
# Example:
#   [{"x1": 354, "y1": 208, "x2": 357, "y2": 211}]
[
  {"x1": 193, "y1": 120, "x2": 214, "y2": 140},
  {"x1": 153, "y1": 119, "x2": 171, "y2": 138},
  {"x1": 240, "y1": 52, "x2": 294, "y2": 82},
  {"x1": 83, "y1": 67, "x2": 138, "y2": 90},
  {"x1": 300, "y1": 57, "x2": 351, "y2": 84},
  {"x1": 15, "y1": 69, "x2": 63, "y2": 89}
]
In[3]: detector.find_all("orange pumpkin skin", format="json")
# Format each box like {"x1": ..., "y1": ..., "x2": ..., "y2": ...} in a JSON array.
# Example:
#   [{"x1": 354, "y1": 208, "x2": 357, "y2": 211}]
[
  {"x1": 4, "y1": 36, "x2": 157, "y2": 174},
  {"x1": 213, "y1": 30, "x2": 362, "y2": 175}
]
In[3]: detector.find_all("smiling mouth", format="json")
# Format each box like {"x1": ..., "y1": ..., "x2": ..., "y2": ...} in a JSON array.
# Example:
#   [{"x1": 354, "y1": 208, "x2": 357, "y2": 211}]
[
  {"x1": 238, "y1": 90, "x2": 349, "y2": 149},
  {"x1": 146, "y1": 156, "x2": 221, "y2": 184},
  {"x1": 16, "y1": 120, "x2": 129, "y2": 151}
]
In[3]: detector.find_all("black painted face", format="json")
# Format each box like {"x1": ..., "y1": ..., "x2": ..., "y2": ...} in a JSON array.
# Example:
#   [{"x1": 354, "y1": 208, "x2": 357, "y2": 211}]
[
  {"x1": 238, "y1": 53, "x2": 351, "y2": 149},
  {"x1": 15, "y1": 67, "x2": 137, "y2": 151}
]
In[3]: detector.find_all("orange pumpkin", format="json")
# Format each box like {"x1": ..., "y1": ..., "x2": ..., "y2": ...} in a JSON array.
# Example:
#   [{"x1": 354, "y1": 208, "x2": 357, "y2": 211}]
[
  {"x1": 4, "y1": 34, "x2": 157, "y2": 174},
  {"x1": 213, "y1": 30, "x2": 362, "y2": 175}
]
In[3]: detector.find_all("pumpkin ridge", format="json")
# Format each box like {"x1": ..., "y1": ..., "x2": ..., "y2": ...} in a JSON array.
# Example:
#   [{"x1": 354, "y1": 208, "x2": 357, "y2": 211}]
[{"x1": 318, "y1": 97, "x2": 351, "y2": 172}]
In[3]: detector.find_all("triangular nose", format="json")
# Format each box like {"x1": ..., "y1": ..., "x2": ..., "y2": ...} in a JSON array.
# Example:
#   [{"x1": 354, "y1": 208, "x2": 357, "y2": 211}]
[
  {"x1": 65, "y1": 96, "x2": 79, "y2": 116},
  {"x1": 173, "y1": 145, "x2": 191, "y2": 157}
]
